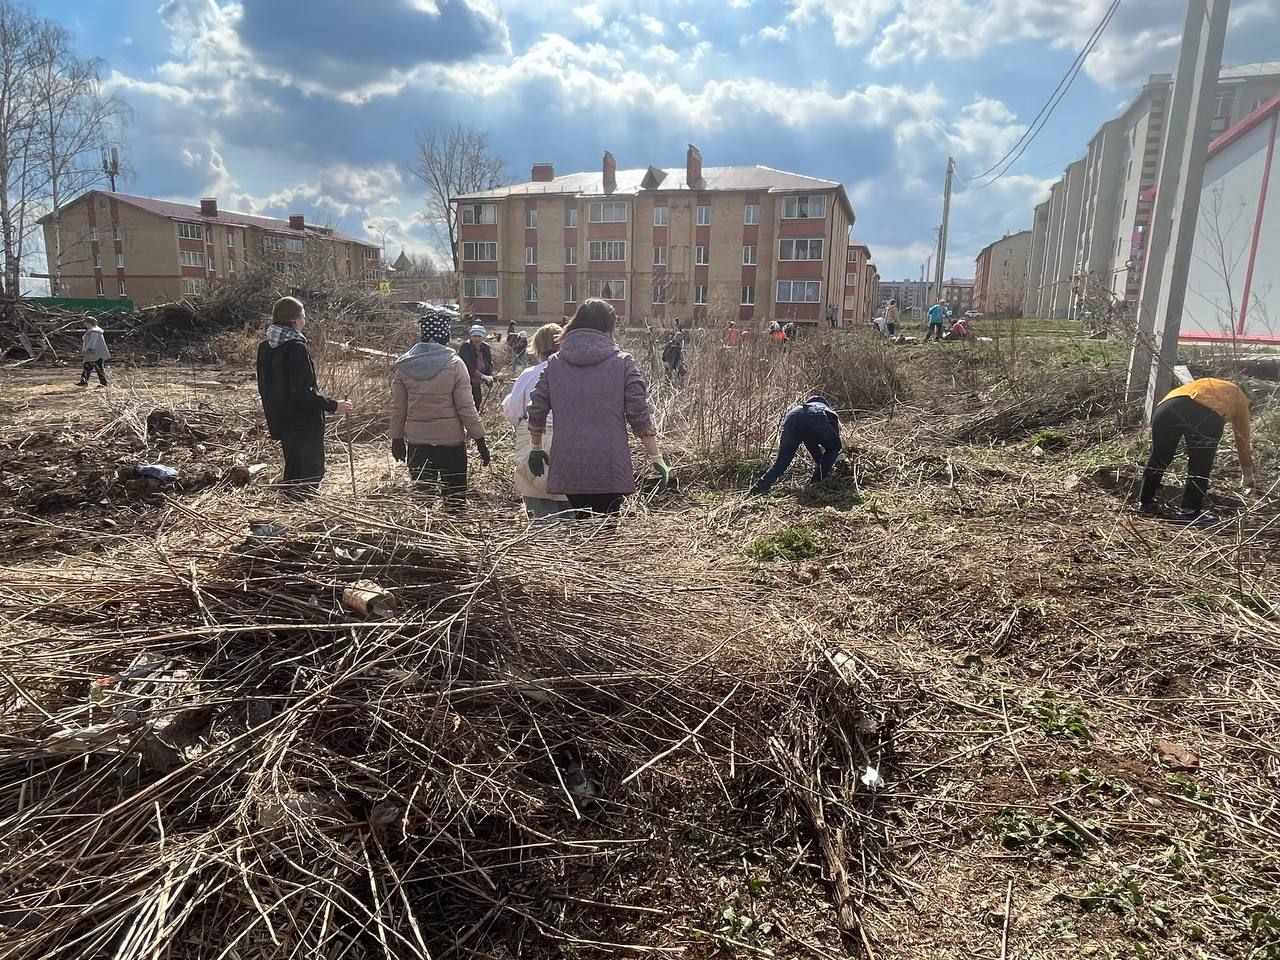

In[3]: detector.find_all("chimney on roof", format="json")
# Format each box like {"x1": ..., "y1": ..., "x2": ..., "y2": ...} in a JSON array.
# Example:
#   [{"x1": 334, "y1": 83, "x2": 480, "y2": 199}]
[
  {"x1": 531, "y1": 162, "x2": 555, "y2": 182},
  {"x1": 288, "y1": 215, "x2": 305, "y2": 230},
  {"x1": 686, "y1": 144, "x2": 703, "y2": 188},
  {"x1": 200, "y1": 198, "x2": 218, "y2": 217},
  {"x1": 602, "y1": 151, "x2": 617, "y2": 194}
]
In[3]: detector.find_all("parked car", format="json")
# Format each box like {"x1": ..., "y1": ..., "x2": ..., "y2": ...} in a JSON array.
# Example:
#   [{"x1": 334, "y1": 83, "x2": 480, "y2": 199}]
[
  {"x1": 964, "y1": 310, "x2": 983, "y2": 319},
  {"x1": 393, "y1": 301, "x2": 428, "y2": 314}
]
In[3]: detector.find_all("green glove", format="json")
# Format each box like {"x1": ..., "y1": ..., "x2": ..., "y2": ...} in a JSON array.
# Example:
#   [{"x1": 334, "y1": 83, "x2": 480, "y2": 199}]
[
  {"x1": 528, "y1": 449, "x2": 549, "y2": 477},
  {"x1": 651, "y1": 458, "x2": 671, "y2": 490}
]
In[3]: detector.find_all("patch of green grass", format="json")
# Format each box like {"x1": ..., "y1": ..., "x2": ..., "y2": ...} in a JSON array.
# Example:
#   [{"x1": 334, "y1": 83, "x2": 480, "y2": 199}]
[
  {"x1": 994, "y1": 809, "x2": 1090, "y2": 857},
  {"x1": 744, "y1": 526, "x2": 825, "y2": 562},
  {"x1": 1029, "y1": 428, "x2": 1067, "y2": 451},
  {"x1": 1059, "y1": 766, "x2": 1132, "y2": 804},
  {"x1": 1021, "y1": 693, "x2": 1092, "y2": 741}
]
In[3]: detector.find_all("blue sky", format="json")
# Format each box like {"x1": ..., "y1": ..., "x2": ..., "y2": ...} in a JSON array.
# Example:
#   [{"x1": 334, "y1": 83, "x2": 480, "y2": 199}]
[{"x1": 33, "y1": 0, "x2": 1280, "y2": 280}]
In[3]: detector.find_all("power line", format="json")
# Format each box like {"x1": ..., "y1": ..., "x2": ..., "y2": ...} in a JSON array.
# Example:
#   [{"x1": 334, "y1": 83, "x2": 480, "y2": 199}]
[{"x1": 967, "y1": 0, "x2": 1123, "y2": 189}]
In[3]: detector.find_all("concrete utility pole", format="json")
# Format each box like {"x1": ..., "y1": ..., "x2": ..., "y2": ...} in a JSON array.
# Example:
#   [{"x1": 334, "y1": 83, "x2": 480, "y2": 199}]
[
  {"x1": 1127, "y1": 0, "x2": 1231, "y2": 415},
  {"x1": 933, "y1": 157, "x2": 955, "y2": 306}
]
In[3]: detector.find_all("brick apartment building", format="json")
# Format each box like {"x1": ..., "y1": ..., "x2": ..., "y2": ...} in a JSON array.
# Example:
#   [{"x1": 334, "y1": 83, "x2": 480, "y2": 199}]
[
  {"x1": 941, "y1": 278, "x2": 974, "y2": 313},
  {"x1": 39, "y1": 191, "x2": 382, "y2": 305},
  {"x1": 1026, "y1": 62, "x2": 1280, "y2": 318},
  {"x1": 452, "y1": 146, "x2": 854, "y2": 328},
  {"x1": 841, "y1": 241, "x2": 878, "y2": 326},
  {"x1": 974, "y1": 229, "x2": 1032, "y2": 314}
]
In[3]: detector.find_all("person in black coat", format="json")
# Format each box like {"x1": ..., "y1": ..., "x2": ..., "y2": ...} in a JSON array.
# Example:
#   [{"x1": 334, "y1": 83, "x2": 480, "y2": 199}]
[
  {"x1": 457, "y1": 324, "x2": 494, "y2": 411},
  {"x1": 256, "y1": 297, "x2": 353, "y2": 498}
]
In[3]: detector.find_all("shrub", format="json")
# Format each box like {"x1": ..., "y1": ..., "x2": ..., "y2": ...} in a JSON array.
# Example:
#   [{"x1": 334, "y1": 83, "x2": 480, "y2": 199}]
[{"x1": 744, "y1": 526, "x2": 825, "y2": 562}]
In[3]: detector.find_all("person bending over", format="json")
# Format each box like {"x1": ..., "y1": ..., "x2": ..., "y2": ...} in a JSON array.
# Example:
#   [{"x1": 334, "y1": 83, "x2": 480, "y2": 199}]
[{"x1": 750, "y1": 396, "x2": 842, "y2": 495}]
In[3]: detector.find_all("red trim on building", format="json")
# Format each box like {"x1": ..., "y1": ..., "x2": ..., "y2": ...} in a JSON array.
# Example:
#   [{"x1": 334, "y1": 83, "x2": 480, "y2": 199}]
[
  {"x1": 1180, "y1": 330, "x2": 1280, "y2": 345},
  {"x1": 1208, "y1": 92, "x2": 1280, "y2": 156}
]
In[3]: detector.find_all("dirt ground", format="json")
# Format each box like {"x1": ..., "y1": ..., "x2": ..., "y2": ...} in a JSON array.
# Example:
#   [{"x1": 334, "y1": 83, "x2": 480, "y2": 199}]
[{"x1": 2, "y1": 341, "x2": 1278, "y2": 960}]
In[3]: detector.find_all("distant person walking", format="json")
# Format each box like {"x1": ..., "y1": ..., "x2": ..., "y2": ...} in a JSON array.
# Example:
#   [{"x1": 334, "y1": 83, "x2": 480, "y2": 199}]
[
  {"x1": 662, "y1": 333, "x2": 685, "y2": 382},
  {"x1": 925, "y1": 299, "x2": 949, "y2": 343},
  {"x1": 256, "y1": 296, "x2": 353, "y2": 498},
  {"x1": 507, "y1": 328, "x2": 529, "y2": 370},
  {"x1": 78, "y1": 318, "x2": 110, "y2": 387},
  {"x1": 724, "y1": 321, "x2": 742, "y2": 347},
  {"x1": 389, "y1": 311, "x2": 489, "y2": 508},
  {"x1": 1137, "y1": 377, "x2": 1256, "y2": 525},
  {"x1": 503, "y1": 322, "x2": 569, "y2": 520},
  {"x1": 457, "y1": 324, "x2": 494, "y2": 411},
  {"x1": 749, "y1": 396, "x2": 842, "y2": 495},
  {"x1": 883, "y1": 299, "x2": 899, "y2": 336},
  {"x1": 526, "y1": 299, "x2": 670, "y2": 518}
]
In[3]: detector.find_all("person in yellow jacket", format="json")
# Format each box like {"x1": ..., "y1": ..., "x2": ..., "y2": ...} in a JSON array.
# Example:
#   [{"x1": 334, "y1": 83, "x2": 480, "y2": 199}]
[{"x1": 1137, "y1": 377, "x2": 1256, "y2": 524}]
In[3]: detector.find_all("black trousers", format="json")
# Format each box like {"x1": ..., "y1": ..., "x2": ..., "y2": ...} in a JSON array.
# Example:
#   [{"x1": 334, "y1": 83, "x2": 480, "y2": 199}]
[
  {"x1": 471, "y1": 382, "x2": 484, "y2": 412},
  {"x1": 1140, "y1": 396, "x2": 1224, "y2": 513},
  {"x1": 280, "y1": 427, "x2": 326, "y2": 498},
  {"x1": 566, "y1": 493, "x2": 625, "y2": 518},
  {"x1": 80, "y1": 359, "x2": 107, "y2": 384},
  {"x1": 408, "y1": 442, "x2": 468, "y2": 506}
]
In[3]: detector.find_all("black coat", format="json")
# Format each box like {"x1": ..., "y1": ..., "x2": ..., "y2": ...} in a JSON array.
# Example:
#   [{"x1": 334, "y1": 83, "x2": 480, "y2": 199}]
[
  {"x1": 457, "y1": 341, "x2": 493, "y2": 383},
  {"x1": 256, "y1": 338, "x2": 336, "y2": 438}
]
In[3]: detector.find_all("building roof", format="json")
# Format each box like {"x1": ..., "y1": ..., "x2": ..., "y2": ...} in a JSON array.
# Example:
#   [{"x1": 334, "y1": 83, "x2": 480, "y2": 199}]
[
  {"x1": 943, "y1": 278, "x2": 974, "y2": 287},
  {"x1": 41, "y1": 191, "x2": 376, "y2": 247},
  {"x1": 1220, "y1": 61, "x2": 1280, "y2": 80},
  {"x1": 1209, "y1": 91, "x2": 1280, "y2": 156},
  {"x1": 455, "y1": 164, "x2": 854, "y2": 219},
  {"x1": 975, "y1": 229, "x2": 1033, "y2": 258}
]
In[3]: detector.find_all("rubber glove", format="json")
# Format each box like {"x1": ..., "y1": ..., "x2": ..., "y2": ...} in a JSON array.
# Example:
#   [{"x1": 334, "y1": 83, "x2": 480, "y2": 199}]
[
  {"x1": 481, "y1": 374, "x2": 494, "y2": 385},
  {"x1": 391, "y1": 438, "x2": 407, "y2": 462},
  {"x1": 475, "y1": 438, "x2": 491, "y2": 467},
  {"x1": 528, "y1": 450, "x2": 549, "y2": 477},
  {"x1": 651, "y1": 458, "x2": 671, "y2": 490}
]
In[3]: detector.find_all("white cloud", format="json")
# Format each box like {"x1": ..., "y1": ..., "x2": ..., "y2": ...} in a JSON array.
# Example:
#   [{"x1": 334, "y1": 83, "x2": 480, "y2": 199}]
[
  {"x1": 787, "y1": 0, "x2": 897, "y2": 48},
  {"x1": 575, "y1": 3, "x2": 605, "y2": 29},
  {"x1": 677, "y1": 21, "x2": 698, "y2": 37},
  {"x1": 636, "y1": 14, "x2": 665, "y2": 35},
  {"x1": 728, "y1": 0, "x2": 753, "y2": 7},
  {"x1": 758, "y1": 25, "x2": 788, "y2": 42}
]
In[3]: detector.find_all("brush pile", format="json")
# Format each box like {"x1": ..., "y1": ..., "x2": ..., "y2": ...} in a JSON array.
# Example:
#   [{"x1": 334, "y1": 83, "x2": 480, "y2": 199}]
[{"x1": 0, "y1": 511, "x2": 893, "y2": 959}]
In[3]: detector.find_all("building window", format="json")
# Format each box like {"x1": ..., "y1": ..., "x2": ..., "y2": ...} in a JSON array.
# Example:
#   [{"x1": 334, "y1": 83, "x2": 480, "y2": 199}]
[
  {"x1": 654, "y1": 206, "x2": 668, "y2": 226},
  {"x1": 848, "y1": 248, "x2": 857, "y2": 262},
  {"x1": 177, "y1": 222, "x2": 203, "y2": 240},
  {"x1": 844, "y1": 296, "x2": 856, "y2": 310},
  {"x1": 695, "y1": 244, "x2": 708, "y2": 265},
  {"x1": 525, "y1": 245, "x2": 537, "y2": 265},
  {"x1": 589, "y1": 200, "x2": 627, "y2": 222},
  {"x1": 744, "y1": 204, "x2": 759, "y2": 225},
  {"x1": 182, "y1": 278, "x2": 205, "y2": 296},
  {"x1": 93, "y1": 254, "x2": 102, "y2": 268},
  {"x1": 741, "y1": 285, "x2": 754, "y2": 306},
  {"x1": 652, "y1": 284, "x2": 666, "y2": 305},
  {"x1": 694, "y1": 284, "x2": 708, "y2": 304},
  {"x1": 589, "y1": 240, "x2": 626, "y2": 261},
  {"x1": 461, "y1": 203, "x2": 496, "y2": 225},
  {"x1": 95, "y1": 279, "x2": 104, "y2": 297},
  {"x1": 653, "y1": 245, "x2": 667, "y2": 266},
  {"x1": 364, "y1": 269, "x2": 379, "y2": 281},
  {"x1": 464, "y1": 276, "x2": 498, "y2": 298},
  {"x1": 1116, "y1": 235, "x2": 1123, "y2": 257},
  {"x1": 286, "y1": 238, "x2": 304, "y2": 254},
  {"x1": 743, "y1": 245, "x2": 757, "y2": 265},
  {"x1": 112, "y1": 225, "x2": 122, "y2": 241},
  {"x1": 526, "y1": 283, "x2": 538, "y2": 303},
  {"x1": 116, "y1": 253, "x2": 124, "y2": 268},
  {"x1": 696, "y1": 205, "x2": 710, "y2": 226},
  {"x1": 566, "y1": 207, "x2": 578, "y2": 227},
  {"x1": 180, "y1": 250, "x2": 205, "y2": 267},
  {"x1": 227, "y1": 231, "x2": 235, "y2": 247},
  {"x1": 565, "y1": 246, "x2": 577, "y2": 265},
  {"x1": 779, "y1": 238, "x2": 824, "y2": 260},
  {"x1": 1121, "y1": 198, "x2": 1127, "y2": 220},
  {"x1": 525, "y1": 208, "x2": 539, "y2": 229},
  {"x1": 463, "y1": 241, "x2": 497, "y2": 261},
  {"x1": 1213, "y1": 89, "x2": 1234, "y2": 118},
  {"x1": 118, "y1": 280, "x2": 127, "y2": 296},
  {"x1": 776, "y1": 279, "x2": 821, "y2": 302},
  {"x1": 273, "y1": 260, "x2": 288, "y2": 274},
  {"x1": 845, "y1": 273, "x2": 856, "y2": 287},
  {"x1": 565, "y1": 281, "x2": 576, "y2": 303},
  {"x1": 782, "y1": 195, "x2": 827, "y2": 219},
  {"x1": 90, "y1": 226, "x2": 98, "y2": 241},
  {"x1": 588, "y1": 278, "x2": 625, "y2": 299}
]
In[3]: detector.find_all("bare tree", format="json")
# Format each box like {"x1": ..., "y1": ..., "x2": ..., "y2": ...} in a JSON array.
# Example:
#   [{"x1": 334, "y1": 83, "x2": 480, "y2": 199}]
[
  {"x1": 0, "y1": 1, "x2": 127, "y2": 297},
  {"x1": 410, "y1": 126, "x2": 505, "y2": 273}
]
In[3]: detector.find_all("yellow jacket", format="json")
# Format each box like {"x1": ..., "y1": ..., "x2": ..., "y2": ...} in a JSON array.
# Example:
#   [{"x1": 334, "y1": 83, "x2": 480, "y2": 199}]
[{"x1": 1160, "y1": 378, "x2": 1253, "y2": 470}]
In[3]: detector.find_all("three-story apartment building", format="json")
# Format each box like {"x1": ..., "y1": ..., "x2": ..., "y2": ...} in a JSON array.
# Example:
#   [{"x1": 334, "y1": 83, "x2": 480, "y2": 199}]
[{"x1": 453, "y1": 146, "x2": 854, "y2": 328}]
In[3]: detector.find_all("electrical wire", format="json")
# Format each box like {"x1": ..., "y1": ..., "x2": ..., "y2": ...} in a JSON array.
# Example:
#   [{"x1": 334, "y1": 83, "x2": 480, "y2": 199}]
[{"x1": 967, "y1": 0, "x2": 1123, "y2": 189}]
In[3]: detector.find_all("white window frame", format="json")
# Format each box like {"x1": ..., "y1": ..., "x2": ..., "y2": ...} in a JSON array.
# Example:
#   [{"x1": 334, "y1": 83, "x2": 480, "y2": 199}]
[
  {"x1": 779, "y1": 238, "x2": 824, "y2": 261},
  {"x1": 464, "y1": 276, "x2": 498, "y2": 298},
  {"x1": 182, "y1": 277, "x2": 205, "y2": 296},
  {"x1": 742, "y1": 245, "x2": 757, "y2": 266},
  {"x1": 782, "y1": 195, "x2": 827, "y2": 220},
  {"x1": 286, "y1": 237, "x2": 304, "y2": 254},
  {"x1": 652, "y1": 284, "x2": 666, "y2": 305},
  {"x1": 90, "y1": 226, "x2": 98, "y2": 241},
  {"x1": 93, "y1": 253, "x2": 102, "y2": 268},
  {"x1": 588, "y1": 278, "x2": 625, "y2": 299},
  {"x1": 177, "y1": 222, "x2": 202, "y2": 240},
  {"x1": 463, "y1": 241, "x2": 497, "y2": 262},
  {"x1": 364, "y1": 247, "x2": 380, "y2": 261},
  {"x1": 589, "y1": 200, "x2": 627, "y2": 223},
  {"x1": 845, "y1": 273, "x2": 856, "y2": 287},
  {"x1": 525, "y1": 245, "x2": 537, "y2": 265},
  {"x1": 696, "y1": 205, "x2": 711, "y2": 226},
  {"x1": 525, "y1": 208, "x2": 538, "y2": 229},
  {"x1": 744, "y1": 204, "x2": 759, "y2": 225},
  {"x1": 653, "y1": 206, "x2": 669, "y2": 226},
  {"x1": 847, "y1": 248, "x2": 857, "y2": 262},
  {"x1": 273, "y1": 260, "x2": 288, "y2": 274},
  {"x1": 694, "y1": 284, "x2": 708, "y2": 305},
  {"x1": 695, "y1": 244, "x2": 709, "y2": 265},
  {"x1": 565, "y1": 245, "x2": 577, "y2": 265},
  {"x1": 95, "y1": 279, "x2": 104, "y2": 296},
  {"x1": 525, "y1": 282, "x2": 538, "y2": 303},
  {"x1": 589, "y1": 239, "x2": 627, "y2": 261},
  {"x1": 741, "y1": 285, "x2": 755, "y2": 306},
  {"x1": 776, "y1": 279, "x2": 822, "y2": 303},
  {"x1": 116, "y1": 253, "x2": 125, "y2": 268},
  {"x1": 565, "y1": 281, "x2": 576, "y2": 303},
  {"x1": 113, "y1": 225, "x2": 122, "y2": 241},
  {"x1": 844, "y1": 296, "x2": 856, "y2": 310},
  {"x1": 461, "y1": 203, "x2": 496, "y2": 225},
  {"x1": 180, "y1": 250, "x2": 205, "y2": 267},
  {"x1": 653, "y1": 245, "x2": 667, "y2": 266},
  {"x1": 118, "y1": 280, "x2": 127, "y2": 296},
  {"x1": 227, "y1": 231, "x2": 235, "y2": 247},
  {"x1": 566, "y1": 208, "x2": 578, "y2": 228}
]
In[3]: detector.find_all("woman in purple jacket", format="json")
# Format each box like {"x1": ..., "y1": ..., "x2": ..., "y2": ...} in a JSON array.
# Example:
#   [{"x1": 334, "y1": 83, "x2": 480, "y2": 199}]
[{"x1": 526, "y1": 299, "x2": 670, "y2": 517}]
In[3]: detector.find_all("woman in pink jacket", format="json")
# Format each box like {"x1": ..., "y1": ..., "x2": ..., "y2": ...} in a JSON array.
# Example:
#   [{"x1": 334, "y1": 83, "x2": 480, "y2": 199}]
[
  {"x1": 527, "y1": 299, "x2": 669, "y2": 517},
  {"x1": 389, "y1": 311, "x2": 489, "y2": 507}
]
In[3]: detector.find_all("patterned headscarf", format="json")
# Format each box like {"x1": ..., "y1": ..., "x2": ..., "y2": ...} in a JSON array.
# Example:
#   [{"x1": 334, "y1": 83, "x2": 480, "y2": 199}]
[{"x1": 419, "y1": 311, "x2": 452, "y2": 345}]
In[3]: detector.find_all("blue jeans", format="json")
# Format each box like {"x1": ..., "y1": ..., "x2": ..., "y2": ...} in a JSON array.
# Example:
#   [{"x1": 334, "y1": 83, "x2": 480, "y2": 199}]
[{"x1": 752, "y1": 411, "x2": 842, "y2": 493}]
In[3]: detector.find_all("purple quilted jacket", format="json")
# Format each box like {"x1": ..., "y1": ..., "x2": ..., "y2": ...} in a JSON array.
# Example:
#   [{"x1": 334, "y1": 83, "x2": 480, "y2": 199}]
[{"x1": 527, "y1": 329, "x2": 656, "y2": 495}]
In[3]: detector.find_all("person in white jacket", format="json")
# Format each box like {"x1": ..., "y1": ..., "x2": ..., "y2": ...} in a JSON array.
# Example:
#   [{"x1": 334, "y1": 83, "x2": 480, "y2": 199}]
[
  {"x1": 78, "y1": 319, "x2": 110, "y2": 387},
  {"x1": 502, "y1": 322, "x2": 569, "y2": 520}
]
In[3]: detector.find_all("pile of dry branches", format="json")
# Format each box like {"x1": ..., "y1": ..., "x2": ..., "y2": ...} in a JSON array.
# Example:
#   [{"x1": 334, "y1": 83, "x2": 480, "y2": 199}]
[{"x1": 0, "y1": 505, "x2": 892, "y2": 958}]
